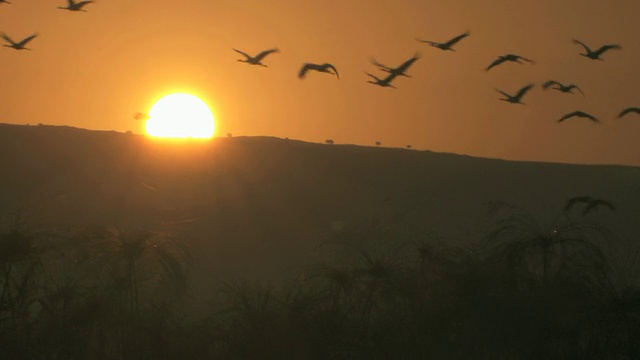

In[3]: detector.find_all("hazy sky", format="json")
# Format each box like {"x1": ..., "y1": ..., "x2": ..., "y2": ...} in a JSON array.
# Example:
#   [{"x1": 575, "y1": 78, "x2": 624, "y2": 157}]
[{"x1": 1, "y1": 0, "x2": 638, "y2": 165}]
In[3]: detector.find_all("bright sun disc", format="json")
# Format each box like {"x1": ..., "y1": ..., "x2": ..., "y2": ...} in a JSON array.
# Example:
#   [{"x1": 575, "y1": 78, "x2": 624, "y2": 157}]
[{"x1": 145, "y1": 93, "x2": 215, "y2": 139}]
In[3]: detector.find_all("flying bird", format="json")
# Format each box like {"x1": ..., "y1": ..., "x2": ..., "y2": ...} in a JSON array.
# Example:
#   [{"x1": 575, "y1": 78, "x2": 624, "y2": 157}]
[
  {"x1": 495, "y1": 84, "x2": 535, "y2": 104},
  {"x1": 583, "y1": 199, "x2": 616, "y2": 215},
  {"x1": 564, "y1": 196, "x2": 615, "y2": 215},
  {"x1": 617, "y1": 107, "x2": 640, "y2": 119},
  {"x1": 572, "y1": 39, "x2": 621, "y2": 60},
  {"x1": 542, "y1": 80, "x2": 584, "y2": 96},
  {"x1": 558, "y1": 111, "x2": 599, "y2": 123},
  {"x1": 365, "y1": 72, "x2": 399, "y2": 88},
  {"x1": 58, "y1": 0, "x2": 94, "y2": 11},
  {"x1": 233, "y1": 48, "x2": 279, "y2": 67},
  {"x1": 134, "y1": 112, "x2": 150, "y2": 120},
  {"x1": 298, "y1": 63, "x2": 339, "y2": 79},
  {"x1": 563, "y1": 195, "x2": 597, "y2": 212},
  {"x1": 370, "y1": 52, "x2": 420, "y2": 78},
  {"x1": 486, "y1": 54, "x2": 535, "y2": 71},
  {"x1": 1, "y1": 32, "x2": 38, "y2": 50},
  {"x1": 416, "y1": 31, "x2": 470, "y2": 51}
]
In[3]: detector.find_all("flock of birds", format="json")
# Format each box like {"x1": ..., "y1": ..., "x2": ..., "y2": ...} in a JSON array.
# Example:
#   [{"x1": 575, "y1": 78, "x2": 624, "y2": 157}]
[
  {"x1": 232, "y1": 31, "x2": 638, "y2": 124},
  {"x1": 1, "y1": 0, "x2": 93, "y2": 49},
  {"x1": 2, "y1": 1, "x2": 638, "y2": 127}
]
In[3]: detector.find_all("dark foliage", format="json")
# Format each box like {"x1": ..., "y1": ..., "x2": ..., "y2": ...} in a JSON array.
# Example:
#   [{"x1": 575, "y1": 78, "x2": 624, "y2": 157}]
[{"x1": 0, "y1": 204, "x2": 638, "y2": 359}]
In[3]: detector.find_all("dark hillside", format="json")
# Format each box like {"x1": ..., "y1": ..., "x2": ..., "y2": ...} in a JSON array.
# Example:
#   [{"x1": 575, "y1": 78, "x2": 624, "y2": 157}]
[{"x1": 0, "y1": 123, "x2": 638, "y2": 280}]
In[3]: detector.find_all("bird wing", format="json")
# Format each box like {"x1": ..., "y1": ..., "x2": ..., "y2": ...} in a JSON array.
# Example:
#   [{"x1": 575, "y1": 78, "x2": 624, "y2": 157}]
[
  {"x1": 618, "y1": 107, "x2": 640, "y2": 118},
  {"x1": 495, "y1": 88, "x2": 511, "y2": 98},
  {"x1": 444, "y1": 31, "x2": 469, "y2": 47},
  {"x1": 254, "y1": 48, "x2": 279, "y2": 61},
  {"x1": 515, "y1": 84, "x2": 535, "y2": 99},
  {"x1": 66, "y1": 0, "x2": 74, "y2": 6},
  {"x1": 298, "y1": 63, "x2": 312, "y2": 79},
  {"x1": 542, "y1": 80, "x2": 560, "y2": 89},
  {"x1": 572, "y1": 39, "x2": 592, "y2": 53},
  {"x1": 569, "y1": 84, "x2": 585, "y2": 96},
  {"x1": 564, "y1": 196, "x2": 594, "y2": 212},
  {"x1": 1, "y1": 32, "x2": 17, "y2": 45},
  {"x1": 232, "y1": 48, "x2": 251, "y2": 59},
  {"x1": 17, "y1": 33, "x2": 37, "y2": 47},
  {"x1": 486, "y1": 57, "x2": 506, "y2": 71},
  {"x1": 325, "y1": 63, "x2": 339, "y2": 79},
  {"x1": 365, "y1": 72, "x2": 381, "y2": 82},
  {"x1": 558, "y1": 111, "x2": 579, "y2": 122},
  {"x1": 517, "y1": 56, "x2": 535, "y2": 64},
  {"x1": 369, "y1": 57, "x2": 391, "y2": 71},
  {"x1": 594, "y1": 44, "x2": 622, "y2": 56},
  {"x1": 77, "y1": 1, "x2": 94, "y2": 8},
  {"x1": 416, "y1": 38, "x2": 437, "y2": 46},
  {"x1": 396, "y1": 53, "x2": 420, "y2": 72},
  {"x1": 582, "y1": 112, "x2": 599, "y2": 122},
  {"x1": 583, "y1": 199, "x2": 616, "y2": 215}
]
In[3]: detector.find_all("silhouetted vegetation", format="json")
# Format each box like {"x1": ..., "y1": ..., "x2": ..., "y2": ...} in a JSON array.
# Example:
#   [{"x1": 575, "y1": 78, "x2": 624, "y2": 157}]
[{"x1": 1, "y1": 204, "x2": 638, "y2": 359}]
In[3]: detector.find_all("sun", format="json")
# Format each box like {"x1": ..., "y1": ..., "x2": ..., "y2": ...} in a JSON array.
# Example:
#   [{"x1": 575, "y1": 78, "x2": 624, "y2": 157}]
[{"x1": 145, "y1": 93, "x2": 215, "y2": 139}]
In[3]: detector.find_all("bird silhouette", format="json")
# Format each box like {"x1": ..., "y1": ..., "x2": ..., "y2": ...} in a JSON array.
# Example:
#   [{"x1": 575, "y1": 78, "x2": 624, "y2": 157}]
[
  {"x1": 58, "y1": 0, "x2": 94, "y2": 11},
  {"x1": 542, "y1": 80, "x2": 584, "y2": 96},
  {"x1": 495, "y1": 84, "x2": 535, "y2": 104},
  {"x1": 1, "y1": 32, "x2": 38, "y2": 50},
  {"x1": 617, "y1": 107, "x2": 640, "y2": 119},
  {"x1": 370, "y1": 52, "x2": 420, "y2": 78},
  {"x1": 416, "y1": 31, "x2": 470, "y2": 51},
  {"x1": 486, "y1": 54, "x2": 535, "y2": 71},
  {"x1": 572, "y1": 39, "x2": 621, "y2": 60},
  {"x1": 564, "y1": 196, "x2": 615, "y2": 215},
  {"x1": 584, "y1": 199, "x2": 616, "y2": 214},
  {"x1": 299, "y1": 63, "x2": 339, "y2": 79},
  {"x1": 365, "y1": 72, "x2": 399, "y2": 88},
  {"x1": 558, "y1": 111, "x2": 599, "y2": 123},
  {"x1": 233, "y1": 48, "x2": 279, "y2": 67}
]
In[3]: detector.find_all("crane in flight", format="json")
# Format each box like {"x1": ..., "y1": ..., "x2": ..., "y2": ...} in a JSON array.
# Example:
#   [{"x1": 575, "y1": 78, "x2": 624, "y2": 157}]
[
  {"x1": 495, "y1": 84, "x2": 535, "y2": 104},
  {"x1": 486, "y1": 54, "x2": 535, "y2": 71},
  {"x1": 58, "y1": 0, "x2": 94, "y2": 11},
  {"x1": 370, "y1": 52, "x2": 420, "y2": 78},
  {"x1": 558, "y1": 111, "x2": 599, "y2": 123},
  {"x1": 572, "y1": 39, "x2": 621, "y2": 60},
  {"x1": 564, "y1": 196, "x2": 615, "y2": 215},
  {"x1": 298, "y1": 63, "x2": 339, "y2": 79},
  {"x1": 618, "y1": 107, "x2": 640, "y2": 119},
  {"x1": 416, "y1": 31, "x2": 470, "y2": 51},
  {"x1": 233, "y1": 48, "x2": 279, "y2": 67},
  {"x1": 365, "y1": 72, "x2": 399, "y2": 88},
  {"x1": 542, "y1": 80, "x2": 584, "y2": 96},
  {"x1": 1, "y1": 32, "x2": 38, "y2": 50}
]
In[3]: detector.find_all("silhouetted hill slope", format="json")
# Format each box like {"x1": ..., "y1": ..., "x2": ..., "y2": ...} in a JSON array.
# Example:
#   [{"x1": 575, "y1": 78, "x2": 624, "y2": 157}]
[{"x1": 1, "y1": 123, "x2": 639, "y2": 280}]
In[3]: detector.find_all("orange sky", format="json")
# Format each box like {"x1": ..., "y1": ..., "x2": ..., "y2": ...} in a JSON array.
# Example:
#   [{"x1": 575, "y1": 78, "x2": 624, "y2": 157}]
[{"x1": 1, "y1": 0, "x2": 639, "y2": 165}]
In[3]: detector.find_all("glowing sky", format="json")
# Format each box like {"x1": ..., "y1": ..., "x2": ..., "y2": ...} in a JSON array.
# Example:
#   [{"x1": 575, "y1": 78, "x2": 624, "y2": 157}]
[{"x1": 0, "y1": 0, "x2": 638, "y2": 165}]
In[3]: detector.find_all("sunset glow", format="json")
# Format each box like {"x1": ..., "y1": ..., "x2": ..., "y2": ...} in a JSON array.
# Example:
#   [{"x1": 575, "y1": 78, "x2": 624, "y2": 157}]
[{"x1": 145, "y1": 93, "x2": 215, "y2": 139}]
